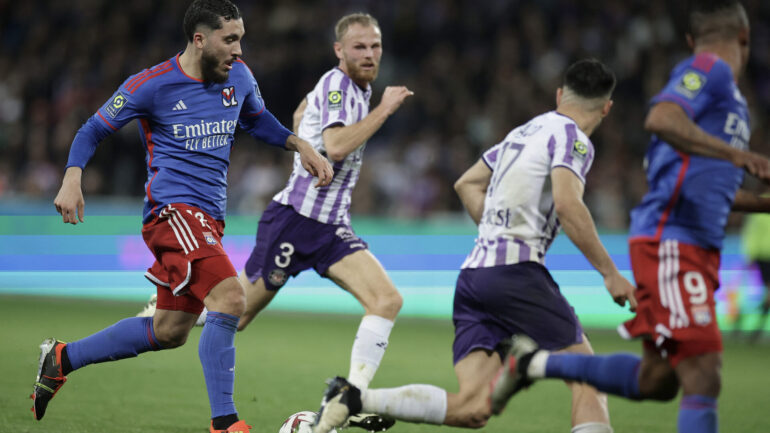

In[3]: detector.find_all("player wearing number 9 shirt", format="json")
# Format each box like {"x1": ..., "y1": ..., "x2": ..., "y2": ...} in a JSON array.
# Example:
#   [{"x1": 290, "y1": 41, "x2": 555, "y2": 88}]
[{"x1": 490, "y1": 3, "x2": 770, "y2": 433}]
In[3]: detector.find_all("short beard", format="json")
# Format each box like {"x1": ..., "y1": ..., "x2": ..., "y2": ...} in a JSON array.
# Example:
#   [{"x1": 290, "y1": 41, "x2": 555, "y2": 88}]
[
  {"x1": 201, "y1": 51, "x2": 228, "y2": 84},
  {"x1": 345, "y1": 59, "x2": 378, "y2": 85}
]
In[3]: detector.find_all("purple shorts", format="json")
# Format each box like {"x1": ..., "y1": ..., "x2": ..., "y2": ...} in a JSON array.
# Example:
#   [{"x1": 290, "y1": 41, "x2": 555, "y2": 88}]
[
  {"x1": 452, "y1": 261, "x2": 583, "y2": 364},
  {"x1": 244, "y1": 201, "x2": 368, "y2": 290}
]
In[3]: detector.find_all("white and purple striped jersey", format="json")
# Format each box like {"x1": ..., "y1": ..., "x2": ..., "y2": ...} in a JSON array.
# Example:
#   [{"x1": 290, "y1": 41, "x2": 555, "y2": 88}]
[
  {"x1": 462, "y1": 111, "x2": 595, "y2": 269},
  {"x1": 273, "y1": 67, "x2": 372, "y2": 225}
]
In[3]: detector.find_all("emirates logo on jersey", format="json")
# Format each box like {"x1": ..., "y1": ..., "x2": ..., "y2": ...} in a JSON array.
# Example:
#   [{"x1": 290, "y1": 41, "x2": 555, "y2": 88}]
[{"x1": 222, "y1": 86, "x2": 238, "y2": 107}]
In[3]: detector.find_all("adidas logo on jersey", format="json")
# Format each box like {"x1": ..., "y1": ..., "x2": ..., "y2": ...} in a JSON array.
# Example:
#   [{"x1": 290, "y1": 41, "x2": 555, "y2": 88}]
[{"x1": 172, "y1": 100, "x2": 188, "y2": 111}]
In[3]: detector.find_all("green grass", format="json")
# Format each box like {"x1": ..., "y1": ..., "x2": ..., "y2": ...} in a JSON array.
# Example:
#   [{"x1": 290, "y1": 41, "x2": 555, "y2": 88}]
[{"x1": 2, "y1": 295, "x2": 769, "y2": 433}]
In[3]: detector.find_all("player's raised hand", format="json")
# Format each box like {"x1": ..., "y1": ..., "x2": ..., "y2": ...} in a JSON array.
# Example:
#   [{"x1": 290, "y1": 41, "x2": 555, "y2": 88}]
[
  {"x1": 378, "y1": 86, "x2": 414, "y2": 116},
  {"x1": 734, "y1": 150, "x2": 770, "y2": 182},
  {"x1": 53, "y1": 167, "x2": 85, "y2": 225},
  {"x1": 604, "y1": 272, "x2": 637, "y2": 312}
]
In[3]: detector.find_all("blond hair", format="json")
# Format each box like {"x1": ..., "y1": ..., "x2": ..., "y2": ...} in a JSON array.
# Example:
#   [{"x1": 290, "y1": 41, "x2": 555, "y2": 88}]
[{"x1": 335, "y1": 13, "x2": 379, "y2": 41}]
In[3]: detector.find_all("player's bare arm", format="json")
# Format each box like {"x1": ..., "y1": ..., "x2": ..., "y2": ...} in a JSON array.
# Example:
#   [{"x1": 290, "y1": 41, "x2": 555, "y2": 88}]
[
  {"x1": 285, "y1": 135, "x2": 333, "y2": 187},
  {"x1": 322, "y1": 86, "x2": 413, "y2": 161},
  {"x1": 454, "y1": 159, "x2": 492, "y2": 225},
  {"x1": 293, "y1": 97, "x2": 308, "y2": 133},
  {"x1": 645, "y1": 102, "x2": 770, "y2": 180},
  {"x1": 53, "y1": 166, "x2": 85, "y2": 225},
  {"x1": 551, "y1": 167, "x2": 637, "y2": 311},
  {"x1": 731, "y1": 189, "x2": 770, "y2": 212}
]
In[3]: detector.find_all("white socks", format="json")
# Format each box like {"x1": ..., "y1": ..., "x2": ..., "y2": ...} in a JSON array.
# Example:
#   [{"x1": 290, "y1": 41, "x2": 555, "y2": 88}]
[
  {"x1": 527, "y1": 350, "x2": 549, "y2": 379},
  {"x1": 348, "y1": 315, "x2": 394, "y2": 392},
  {"x1": 362, "y1": 385, "x2": 447, "y2": 424},
  {"x1": 196, "y1": 308, "x2": 208, "y2": 326},
  {"x1": 572, "y1": 422, "x2": 613, "y2": 433}
]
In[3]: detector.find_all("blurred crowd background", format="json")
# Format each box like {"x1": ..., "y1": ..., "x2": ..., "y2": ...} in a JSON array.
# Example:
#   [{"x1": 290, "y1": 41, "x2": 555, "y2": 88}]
[{"x1": 2, "y1": 0, "x2": 770, "y2": 228}]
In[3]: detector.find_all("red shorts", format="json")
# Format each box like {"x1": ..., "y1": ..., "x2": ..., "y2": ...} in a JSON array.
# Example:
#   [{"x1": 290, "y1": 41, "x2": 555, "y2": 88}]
[
  {"x1": 620, "y1": 239, "x2": 723, "y2": 367},
  {"x1": 142, "y1": 203, "x2": 237, "y2": 315}
]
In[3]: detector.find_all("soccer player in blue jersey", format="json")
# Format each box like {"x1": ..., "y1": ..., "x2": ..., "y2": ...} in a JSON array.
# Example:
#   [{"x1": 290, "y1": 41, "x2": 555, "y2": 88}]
[
  {"x1": 32, "y1": 1, "x2": 332, "y2": 432},
  {"x1": 492, "y1": 2, "x2": 770, "y2": 433}
]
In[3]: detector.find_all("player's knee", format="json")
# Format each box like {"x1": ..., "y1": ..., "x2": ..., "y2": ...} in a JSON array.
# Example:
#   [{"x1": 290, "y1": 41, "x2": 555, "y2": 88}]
[
  {"x1": 638, "y1": 376, "x2": 679, "y2": 401},
  {"x1": 638, "y1": 358, "x2": 679, "y2": 401},
  {"x1": 682, "y1": 370, "x2": 721, "y2": 397},
  {"x1": 370, "y1": 289, "x2": 402, "y2": 319},
  {"x1": 641, "y1": 381, "x2": 679, "y2": 401},
  {"x1": 221, "y1": 290, "x2": 246, "y2": 317},
  {"x1": 154, "y1": 324, "x2": 190, "y2": 348},
  {"x1": 385, "y1": 290, "x2": 403, "y2": 315},
  {"x1": 677, "y1": 354, "x2": 722, "y2": 398},
  {"x1": 207, "y1": 279, "x2": 247, "y2": 317}
]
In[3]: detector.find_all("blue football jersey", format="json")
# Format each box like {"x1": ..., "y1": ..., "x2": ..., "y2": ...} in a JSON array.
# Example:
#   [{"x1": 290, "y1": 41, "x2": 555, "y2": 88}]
[
  {"x1": 630, "y1": 53, "x2": 749, "y2": 250},
  {"x1": 71, "y1": 54, "x2": 289, "y2": 222}
]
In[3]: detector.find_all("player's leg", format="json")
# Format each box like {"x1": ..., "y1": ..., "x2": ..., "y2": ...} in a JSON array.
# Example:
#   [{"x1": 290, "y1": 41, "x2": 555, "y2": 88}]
[
  {"x1": 662, "y1": 241, "x2": 722, "y2": 433},
  {"x1": 556, "y1": 336, "x2": 611, "y2": 432},
  {"x1": 31, "y1": 287, "x2": 181, "y2": 420},
  {"x1": 313, "y1": 349, "x2": 499, "y2": 433},
  {"x1": 187, "y1": 268, "x2": 275, "y2": 331},
  {"x1": 198, "y1": 257, "x2": 248, "y2": 432},
  {"x1": 235, "y1": 271, "x2": 276, "y2": 331},
  {"x1": 674, "y1": 352, "x2": 721, "y2": 433},
  {"x1": 235, "y1": 201, "x2": 312, "y2": 332},
  {"x1": 493, "y1": 335, "x2": 679, "y2": 410},
  {"x1": 325, "y1": 249, "x2": 403, "y2": 392},
  {"x1": 444, "y1": 349, "x2": 501, "y2": 427},
  {"x1": 360, "y1": 350, "x2": 500, "y2": 428}
]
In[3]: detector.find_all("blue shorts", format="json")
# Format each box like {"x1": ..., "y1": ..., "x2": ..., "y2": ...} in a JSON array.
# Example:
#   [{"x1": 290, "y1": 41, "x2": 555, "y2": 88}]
[
  {"x1": 243, "y1": 201, "x2": 368, "y2": 290},
  {"x1": 452, "y1": 262, "x2": 583, "y2": 364}
]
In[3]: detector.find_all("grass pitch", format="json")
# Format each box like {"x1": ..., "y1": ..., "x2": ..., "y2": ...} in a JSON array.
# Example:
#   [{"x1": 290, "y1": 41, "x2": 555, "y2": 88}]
[{"x1": 2, "y1": 295, "x2": 769, "y2": 432}]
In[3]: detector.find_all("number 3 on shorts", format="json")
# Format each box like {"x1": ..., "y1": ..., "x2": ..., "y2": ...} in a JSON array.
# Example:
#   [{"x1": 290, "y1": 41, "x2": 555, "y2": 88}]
[{"x1": 275, "y1": 242, "x2": 295, "y2": 268}]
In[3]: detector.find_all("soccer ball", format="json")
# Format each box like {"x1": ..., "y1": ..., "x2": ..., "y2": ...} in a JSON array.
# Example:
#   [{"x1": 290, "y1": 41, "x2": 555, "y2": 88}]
[{"x1": 279, "y1": 411, "x2": 337, "y2": 433}]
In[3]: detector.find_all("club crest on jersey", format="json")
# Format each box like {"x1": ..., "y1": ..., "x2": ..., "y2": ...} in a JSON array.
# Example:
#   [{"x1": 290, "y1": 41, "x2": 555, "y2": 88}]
[
  {"x1": 675, "y1": 71, "x2": 707, "y2": 99},
  {"x1": 691, "y1": 305, "x2": 712, "y2": 326},
  {"x1": 202, "y1": 231, "x2": 217, "y2": 245},
  {"x1": 222, "y1": 86, "x2": 238, "y2": 107},
  {"x1": 105, "y1": 92, "x2": 127, "y2": 118},
  {"x1": 572, "y1": 140, "x2": 588, "y2": 159},
  {"x1": 327, "y1": 90, "x2": 343, "y2": 111}
]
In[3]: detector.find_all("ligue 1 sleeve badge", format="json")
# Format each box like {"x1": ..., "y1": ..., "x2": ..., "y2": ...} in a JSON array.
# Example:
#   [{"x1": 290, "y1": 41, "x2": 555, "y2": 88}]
[
  {"x1": 105, "y1": 92, "x2": 127, "y2": 118},
  {"x1": 327, "y1": 90, "x2": 343, "y2": 111},
  {"x1": 572, "y1": 140, "x2": 588, "y2": 159},
  {"x1": 675, "y1": 70, "x2": 707, "y2": 99}
]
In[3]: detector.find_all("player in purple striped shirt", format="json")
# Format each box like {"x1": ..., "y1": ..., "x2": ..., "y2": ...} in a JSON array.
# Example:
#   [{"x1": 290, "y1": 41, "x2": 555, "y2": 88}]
[
  {"x1": 312, "y1": 59, "x2": 636, "y2": 433},
  {"x1": 235, "y1": 13, "x2": 413, "y2": 431}
]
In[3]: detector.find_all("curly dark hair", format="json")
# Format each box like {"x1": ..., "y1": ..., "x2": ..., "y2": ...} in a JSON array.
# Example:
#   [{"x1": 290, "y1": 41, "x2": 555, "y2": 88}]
[{"x1": 183, "y1": 0, "x2": 242, "y2": 42}]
